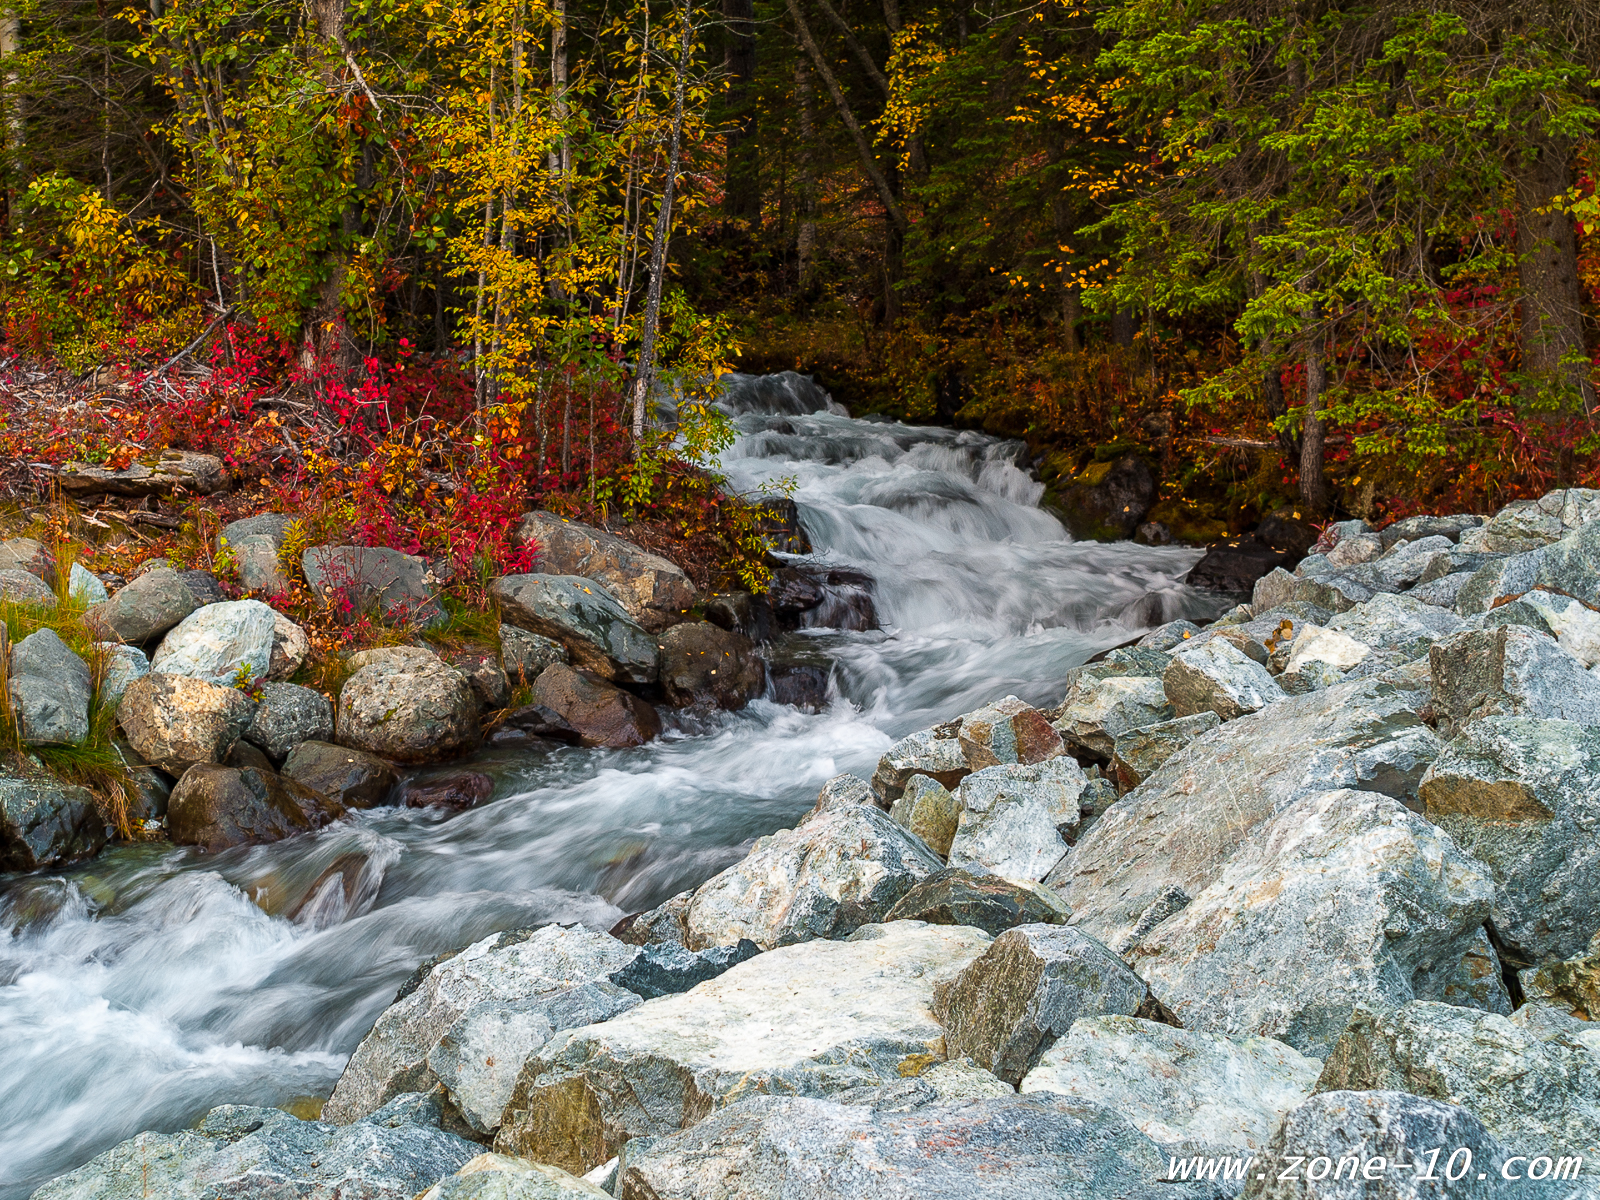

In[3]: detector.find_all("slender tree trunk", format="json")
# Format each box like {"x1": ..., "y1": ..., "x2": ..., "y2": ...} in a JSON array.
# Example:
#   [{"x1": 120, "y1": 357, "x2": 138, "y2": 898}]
[
  {"x1": 1300, "y1": 295, "x2": 1329, "y2": 513},
  {"x1": 0, "y1": 11, "x2": 22, "y2": 219},
  {"x1": 794, "y1": 57, "x2": 818, "y2": 290},
  {"x1": 721, "y1": 0, "x2": 758, "y2": 225},
  {"x1": 1512, "y1": 135, "x2": 1594, "y2": 413}
]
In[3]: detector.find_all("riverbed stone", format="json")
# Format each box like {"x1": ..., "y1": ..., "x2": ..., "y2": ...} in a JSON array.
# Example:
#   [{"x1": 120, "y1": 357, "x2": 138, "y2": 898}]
[
  {"x1": 30, "y1": 1092, "x2": 479, "y2": 1200},
  {"x1": 84, "y1": 567, "x2": 197, "y2": 644},
  {"x1": 325, "y1": 925, "x2": 642, "y2": 1125},
  {"x1": 1379, "y1": 513, "x2": 1483, "y2": 550},
  {"x1": 151, "y1": 598, "x2": 279, "y2": 686},
  {"x1": 0, "y1": 767, "x2": 105, "y2": 871},
  {"x1": 516, "y1": 512, "x2": 696, "y2": 633},
  {"x1": 1108, "y1": 712, "x2": 1220, "y2": 793},
  {"x1": 957, "y1": 695, "x2": 1064, "y2": 770},
  {"x1": 167, "y1": 761, "x2": 345, "y2": 852},
  {"x1": 1417, "y1": 716, "x2": 1600, "y2": 962},
  {"x1": 1050, "y1": 675, "x2": 1173, "y2": 760},
  {"x1": 1138, "y1": 618, "x2": 1204, "y2": 650},
  {"x1": 117, "y1": 672, "x2": 257, "y2": 775},
  {"x1": 932, "y1": 923, "x2": 1150, "y2": 1085},
  {"x1": 683, "y1": 802, "x2": 942, "y2": 949},
  {"x1": 1131, "y1": 788, "x2": 1497, "y2": 1058},
  {"x1": 947, "y1": 758, "x2": 1088, "y2": 882},
  {"x1": 493, "y1": 574, "x2": 659, "y2": 685},
  {"x1": 804, "y1": 772, "x2": 878, "y2": 820},
  {"x1": 97, "y1": 642, "x2": 149, "y2": 705},
  {"x1": 1429, "y1": 625, "x2": 1600, "y2": 733},
  {"x1": 0, "y1": 566, "x2": 55, "y2": 608},
  {"x1": 888, "y1": 773, "x2": 960, "y2": 856},
  {"x1": 337, "y1": 646, "x2": 480, "y2": 763},
  {"x1": 242, "y1": 680, "x2": 335, "y2": 762},
  {"x1": 884, "y1": 866, "x2": 1071, "y2": 934},
  {"x1": 1020, "y1": 1015, "x2": 1322, "y2": 1150},
  {"x1": 607, "y1": 939, "x2": 762, "y2": 1000},
  {"x1": 1164, "y1": 638, "x2": 1283, "y2": 721},
  {"x1": 304, "y1": 544, "x2": 446, "y2": 627},
  {"x1": 280, "y1": 740, "x2": 398, "y2": 809},
  {"x1": 870, "y1": 726, "x2": 970, "y2": 804},
  {"x1": 530, "y1": 664, "x2": 660, "y2": 748},
  {"x1": 500, "y1": 624, "x2": 568, "y2": 687},
  {"x1": 656, "y1": 621, "x2": 764, "y2": 709},
  {"x1": 420, "y1": 1153, "x2": 612, "y2": 1200},
  {"x1": 493, "y1": 922, "x2": 991, "y2": 1173},
  {"x1": 8, "y1": 627, "x2": 91, "y2": 745}
]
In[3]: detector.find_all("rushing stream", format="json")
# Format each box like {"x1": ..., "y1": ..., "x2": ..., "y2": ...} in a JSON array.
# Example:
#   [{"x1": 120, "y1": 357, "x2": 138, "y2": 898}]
[{"x1": 0, "y1": 373, "x2": 1221, "y2": 1198}]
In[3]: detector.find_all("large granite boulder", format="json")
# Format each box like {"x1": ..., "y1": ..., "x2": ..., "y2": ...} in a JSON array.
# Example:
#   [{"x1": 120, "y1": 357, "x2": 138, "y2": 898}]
[
  {"x1": 530, "y1": 664, "x2": 660, "y2": 748},
  {"x1": 8, "y1": 627, "x2": 91, "y2": 745},
  {"x1": 516, "y1": 512, "x2": 696, "y2": 633},
  {"x1": 1163, "y1": 639, "x2": 1283, "y2": 721},
  {"x1": 932, "y1": 924, "x2": 1151, "y2": 1085},
  {"x1": 0, "y1": 535, "x2": 56, "y2": 585},
  {"x1": 281, "y1": 740, "x2": 398, "y2": 808},
  {"x1": 1050, "y1": 674, "x2": 1173, "y2": 760},
  {"x1": 84, "y1": 567, "x2": 197, "y2": 644},
  {"x1": 336, "y1": 646, "x2": 480, "y2": 763},
  {"x1": 1048, "y1": 678, "x2": 1442, "y2": 950},
  {"x1": 117, "y1": 672, "x2": 257, "y2": 775},
  {"x1": 0, "y1": 768, "x2": 105, "y2": 871},
  {"x1": 1483, "y1": 588, "x2": 1600, "y2": 665},
  {"x1": 1324, "y1": 590, "x2": 1465, "y2": 659},
  {"x1": 655, "y1": 621, "x2": 764, "y2": 709},
  {"x1": 303, "y1": 544, "x2": 445, "y2": 627},
  {"x1": 31, "y1": 1093, "x2": 478, "y2": 1200},
  {"x1": 1470, "y1": 486, "x2": 1600, "y2": 553},
  {"x1": 421, "y1": 1153, "x2": 611, "y2": 1200},
  {"x1": 1131, "y1": 789, "x2": 1498, "y2": 1057},
  {"x1": 887, "y1": 773, "x2": 960, "y2": 856},
  {"x1": 500, "y1": 624, "x2": 568, "y2": 687},
  {"x1": 1429, "y1": 625, "x2": 1600, "y2": 733},
  {"x1": 167, "y1": 761, "x2": 345, "y2": 852},
  {"x1": 956, "y1": 696, "x2": 1064, "y2": 770},
  {"x1": 683, "y1": 803, "x2": 943, "y2": 950},
  {"x1": 1108, "y1": 712, "x2": 1219, "y2": 793},
  {"x1": 492, "y1": 574, "x2": 659, "y2": 685},
  {"x1": 946, "y1": 758, "x2": 1088, "y2": 882},
  {"x1": 884, "y1": 867, "x2": 1071, "y2": 935},
  {"x1": 1020, "y1": 1015, "x2": 1321, "y2": 1151},
  {"x1": 325, "y1": 925, "x2": 641, "y2": 1125},
  {"x1": 1417, "y1": 716, "x2": 1600, "y2": 961},
  {"x1": 493, "y1": 922, "x2": 991, "y2": 1173},
  {"x1": 150, "y1": 598, "x2": 279, "y2": 686},
  {"x1": 242, "y1": 680, "x2": 335, "y2": 762}
]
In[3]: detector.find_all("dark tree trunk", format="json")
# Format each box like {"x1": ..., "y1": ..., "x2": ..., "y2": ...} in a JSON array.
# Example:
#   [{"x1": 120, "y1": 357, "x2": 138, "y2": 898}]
[
  {"x1": 721, "y1": 0, "x2": 758, "y2": 225},
  {"x1": 1300, "y1": 300, "x2": 1329, "y2": 514},
  {"x1": 1513, "y1": 135, "x2": 1595, "y2": 413}
]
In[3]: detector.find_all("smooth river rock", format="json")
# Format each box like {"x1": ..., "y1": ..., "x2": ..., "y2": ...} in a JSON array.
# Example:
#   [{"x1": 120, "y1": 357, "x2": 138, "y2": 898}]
[
  {"x1": 516, "y1": 512, "x2": 697, "y2": 633},
  {"x1": 0, "y1": 767, "x2": 105, "y2": 871},
  {"x1": 84, "y1": 567, "x2": 197, "y2": 644},
  {"x1": 151, "y1": 599, "x2": 280, "y2": 686},
  {"x1": 281, "y1": 740, "x2": 398, "y2": 808},
  {"x1": 117, "y1": 672, "x2": 257, "y2": 775},
  {"x1": 655, "y1": 621, "x2": 764, "y2": 709},
  {"x1": 530, "y1": 664, "x2": 660, "y2": 748},
  {"x1": 336, "y1": 646, "x2": 480, "y2": 763},
  {"x1": 8, "y1": 628, "x2": 91, "y2": 745},
  {"x1": 167, "y1": 762, "x2": 345, "y2": 852}
]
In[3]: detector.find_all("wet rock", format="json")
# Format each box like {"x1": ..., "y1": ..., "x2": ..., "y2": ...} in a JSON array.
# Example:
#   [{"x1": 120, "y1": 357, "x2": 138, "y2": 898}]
[
  {"x1": 67, "y1": 561, "x2": 107, "y2": 604},
  {"x1": 1133, "y1": 789, "x2": 1498, "y2": 1057},
  {"x1": 769, "y1": 564, "x2": 879, "y2": 632},
  {"x1": 1164, "y1": 638, "x2": 1283, "y2": 720},
  {"x1": 1136, "y1": 520, "x2": 1172, "y2": 545},
  {"x1": 750, "y1": 495, "x2": 812, "y2": 555},
  {"x1": 167, "y1": 761, "x2": 344, "y2": 852},
  {"x1": 530, "y1": 664, "x2": 660, "y2": 749},
  {"x1": 242, "y1": 680, "x2": 335, "y2": 761},
  {"x1": 607, "y1": 939, "x2": 761, "y2": 999},
  {"x1": 804, "y1": 772, "x2": 879, "y2": 820},
  {"x1": 1187, "y1": 535, "x2": 1297, "y2": 596},
  {"x1": 1314, "y1": 1001, "x2": 1600, "y2": 1172},
  {"x1": 150, "y1": 598, "x2": 280, "y2": 686},
  {"x1": 31, "y1": 1092, "x2": 478, "y2": 1200},
  {"x1": 1109, "y1": 712, "x2": 1220, "y2": 793},
  {"x1": 8, "y1": 628, "x2": 91, "y2": 745},
  {"x1": 224, "y1": 737, "x2": 275, "y2": 773},
  {"x1": 1020, "y1": 1015, "x2": 1321, "y2": 1150},
  {"x1": 683, "y1": 803, "x2": 942, "y2": 949},
  {"x1": 1050, "y1": 678, "x2": 1444, "y2": 953},
  {"x1": 1256, "y1": 512, "x2": 1320, "y2": 556},
  {"x1": 493, "y1": 574, "x2": 659, "y2": 686},
  {"x1": 1050, "y1": 675, "x2": 1173, "y2": 760},
  {"x1": 703, "y1": 590, "x2": 773, "y2": 643},
  {"x1": 500, "y1": 624, "x2": 568, "y2": 688},
  {"x1": 870, "y1": 725, "x2": 970, "y2": 804},
  {"x1": 884, "y1": 866, "x2": 1070, "y2": 934},
  {"x1": 57, "y1": 448, "x2": 228, "y2": 499},
  {"x1": 1418, "y1": 716, "x2": 1600, "y2": 961},
  {"x1": 117, "y1": 672, "x2": 257, "y2": 775},
  {"x1": 337, "y1": 646, "x2": 480, "y2": 763},
  {"x1": 1242, "y1": 1090, "x2": 1566, "y2": 1200},
  {"x1": 421, "y1": 1152, "x2": 612, "y2": 1199},
  {"x1": 401, "y1": 770, "x2": 495, "y2": 811},
  {"x1": 84, "y1": 567, "x2": 197, "y2": 643},
  {"x1": 932, "y1": 924, "x2": 1149, "y2": 1086},
  {"x1": 1056, "y1": 454, "x2": 1157, "y2": 541},
  {"x1": 494, "y1": 922, "x2": 991, "y2": 1173},
  {"x1": 495, "y1": 702, "x2": 584, "y2": 745},
  {"x1": 303, "y1": 544, "x2": 445, "y2": 627},
  {"x1": 1429, "y1": 625, "x2": 1600, "y2": 733},
  {"x1": 1473, "y1": 486, "x2": 1600, "y2": 553},
  {"x1": 0, "y1": 767, "x2": 105, "y2": 871},
  {"x1": 325, "y1": 925, "x2": 641, "y2": 1125},
  {"x1": 614, "y1": 1092, "x2": 1224, "y2": 1200},
  {"x1": 763, "y1": 656, "x2": 831, "y2": 710},
  {"x1": 0, "y1": 567, "x2": 55, "y2": 608},
  {"x1": 516, "y1": 512, "x2": 697, "y2": 633},
  {"x1": 887, "y1": 773, "x2": 960, "y2": 855},
  {"x1": 947, "y1": 758, "x2": 1088, "y2": 882},
  {"x1": 281, "y1": 740, "x2": 398, "y2": 809},
  {"x1": 0, "y1": 535, "x2": 55, "y2": 586},
  {"x1": 656, "y1": 621, "x2": 765, "y2": 709}
]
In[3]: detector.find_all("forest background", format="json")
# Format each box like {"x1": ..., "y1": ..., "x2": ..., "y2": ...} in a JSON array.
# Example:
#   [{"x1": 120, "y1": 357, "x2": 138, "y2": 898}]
[{"x1": 0, "y1": 0, "x2": 1597, "y2": 573}]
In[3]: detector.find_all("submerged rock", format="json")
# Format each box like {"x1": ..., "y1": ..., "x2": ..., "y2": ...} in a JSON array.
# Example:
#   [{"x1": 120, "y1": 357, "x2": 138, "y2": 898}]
[{"x1": 656, "y1": 621, "x2": 765, "y2": 709}]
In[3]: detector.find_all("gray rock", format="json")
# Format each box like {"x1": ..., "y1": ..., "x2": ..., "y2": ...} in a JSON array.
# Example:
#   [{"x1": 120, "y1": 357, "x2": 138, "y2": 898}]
[
  {"x1": 243, "y1": 680, "x2": 335, "y2": 762},
  {"x1": 1051, "y1": 675, "x2": 1173, "y2": 759},
  {"x1": 888, "y1": 773, "x2": 960, "y2": 856},
  {"x1": 494, "y1": 922, "x2": 991, "y2": 1173},
  {"x1": 1418, "y1": 716, "x2": 1600, "y2": 961},
  {"x1": 932, "y1": 924, "x2": 1150, "y2": 1085},
  {"x1": 117, "y1": 672, "x2": 257, "y2": 775},
  {"x1": 1326, "y1": 592, "x2": 1465, "y2": 659},
  {"x1": 529, "y1": 664, "x2": 660, "y2": 749},
  {"x1": 1164, "y1": 639, "x2": 1284, "y2": 721},
  {"x1": 499, "y1": 624, "x2": 567, "y2": 687},
  {"x1": 151, "y1": 598, "x2": 279, "y2": 686},
  {"x1": 1020, "y1": 1015, "x2": 1322, "y2": 1150},
  {"x1": 1518, "y1": 934, "x2": 1600, "y2": 1021},
  {"x1": 515, "y1": 512, "x2": 697, "y2": 634},
  {"x1": 1429, "y1": 625, "x2": 1600, "y2": 732},
  {"x1": 268, "y1": 609, "x2": 309, "y2": 681},
  {"x1": 231, "y1": 532, "x2": 290, "y2": 595},
  {"x1": 84, "y1": 567, "x2": 197, "y2": 644},
  {"x1": 0, "y1": 567, "x2": 55, "y2": 608},
  {"x1": 0, "y1": 767, "x2": 105, "y2": 871},
  {"x1": 884, "y1": 866, "x2": 1071, "y2": 934},
  {"x1": 1250, "y1": 568, "x2": 1299, "y2": 612},
  {"x1": 1378, "y1": 513, "x2": 1483, "y2": 549},
  {"x1": 804, "y1": 772, "x2": 879, "y2": 820},
  {"x1": 167, "y1": 761, "x2": 345, "y2": 852},
  {"x1": 607, "y1": 939, "x2": 761, "y2": 999},
  {"x1": 492, "y1": 574, "x2": 658, "y2": 685},
  {"x1": 420, "y1": 1153, "x2": 612, "y2": 1199},
  {"x1": 336, "y1": 646, "x2": 480, "y2": 763},
  {"x1": 870, "y1": 726, "x2": 970, "y2": 804},
  {"x1": 1109, "y1": 712, "x2": 1221, "y2": 793},
  {"x1": 1405, "y1": 570, "x2": 1473, "y2": 608},
  {"x1": 303, "y1": 544, "x2": 445, "y2": 627},
  {"x1": 56, "y1": 449, "x2": 228, "y2": 498},
  {"x1": 1049, "y1": 678, "x2": 1442, "y2": 951},
  {"x1": 221, "y1": 511, "x2": 296, "y2": 547},
  {"x1": 656, "y1": 621, "x2": 764, "y2": 709},
  {"x1": 325, "y1": 924, "x2": 641, "y2": 1125},
  {"x1": 67, "y1": 562, "x2": 107, "y2": 604},
  {"x1": 0, "y1": 535, "x2": 55, "y2": 585},
  {"x1": 683, "y1": 803, "x2": 942, "y2": 949},
  {"x1": 281, "y1": 739, "x2": 398, "y2": 808},
  {"x1": 8, "y1": 628, "x2": 91, "y2": 745},
  {"x1": 178, "y1": 569, "x2": 226, "y2": 607},
  {"x1": 1474, "y1": 486, "x2": 1600, "y2": 552},
  {"x1": 96, "y1": 643, "x2": 149, "y2": 705},
  {"x1": 1483, "y1": 588, "x2": 1600, "y2": 666},
  {"x1": 1453, "y1": 546, "x2": 1545, "y2": 614},
  {"x1": 1133, "y1": 789, "x2": 1498, "y2": 1057},
  {"x1": 1138, "y1": 619, "x2": 1204, "y2": 651},
  {"x1": 947, "y1": 758, "x2": 1087, "y2": 882},
  {"x1": 614, "y1": 1093, "x2": 1232, "y2": 1200},
  {"x1": 957, "y1": 695, "x2": 1064, "y2": 770},
  {"x1": 611, "y1": 891, "x2": 692, "y2": 949},
  {"x1": 1326, "y1": 531, "x2": 1383, "y2": 566},
  {"x1": 1240, "y1": 1090, "x2": 1569, "y2": 1200},
  {"x1": 31, "y1": 1092, "x2": 478, "y2": 1200}
]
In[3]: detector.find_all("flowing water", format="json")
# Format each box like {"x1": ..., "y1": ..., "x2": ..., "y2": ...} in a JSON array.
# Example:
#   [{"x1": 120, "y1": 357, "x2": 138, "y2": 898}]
[{"x1": 0, "y1": 372, "x2": 1221, "y2": 1198}]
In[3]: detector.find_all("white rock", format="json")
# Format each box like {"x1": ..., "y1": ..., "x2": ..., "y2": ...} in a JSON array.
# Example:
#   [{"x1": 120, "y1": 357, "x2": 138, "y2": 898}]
[
  {"x1": 151, "y1": 599, "x2": 278, "y2": 685},
  {"x1": 1283, "y1": 625, "x2": 1370, "y2": 676},
  {"x1": 946, "y1": 758, "x2": 1086, "y2": 882},
  {"x1": 418, "y1": 1153, "x2": 611, "y2": 1200},
  {"x1": 67, "y1": 562, "x2": 108, "y2": 604},
  {"x1": 1163, "y1": 637, "x2": 1284, "y2": 720}
]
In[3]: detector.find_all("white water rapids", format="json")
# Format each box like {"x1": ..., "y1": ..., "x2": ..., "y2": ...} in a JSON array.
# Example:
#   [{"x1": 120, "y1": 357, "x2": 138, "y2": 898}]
[{"x1": 0, "y1": 372, "x2": 1220, "y2": 1197}]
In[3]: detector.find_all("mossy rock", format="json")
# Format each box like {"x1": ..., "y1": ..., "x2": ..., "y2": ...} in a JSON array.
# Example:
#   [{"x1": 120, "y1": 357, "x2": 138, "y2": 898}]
[{"x1": 1144, "y1": 498, "x2": 1228, "y2": 544}]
